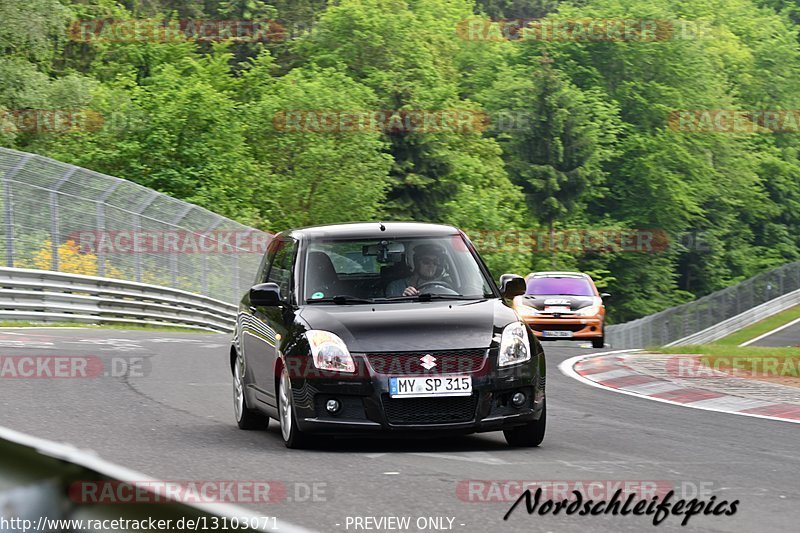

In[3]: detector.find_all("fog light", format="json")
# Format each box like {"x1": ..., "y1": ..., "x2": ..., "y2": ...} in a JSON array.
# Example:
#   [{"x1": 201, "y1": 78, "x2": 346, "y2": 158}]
[
  {"x1": 511, "y1": 392, "x2": 526, "y2": 407},
  {"x1": 326, "y1": 399, "x2": 341, "y2": 414}
]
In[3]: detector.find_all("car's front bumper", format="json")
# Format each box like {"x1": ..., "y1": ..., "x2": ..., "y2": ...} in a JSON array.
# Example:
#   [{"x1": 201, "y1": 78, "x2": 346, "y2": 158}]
[
  {"x1": 522, "y1": 316, "x2": 603, "y2": 339},
  {"x1": 286, "y1": 351, "x2": 545, "y2": 436}
]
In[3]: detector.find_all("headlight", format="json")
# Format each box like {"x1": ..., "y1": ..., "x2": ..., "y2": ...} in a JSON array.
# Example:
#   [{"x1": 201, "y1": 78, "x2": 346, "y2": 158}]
[
  {"x1": 514, "y1": 303, "x2": 540, "y2": 318},
  {"x1": 574, "y1": 305, "x2": 601, "y2": 317},
  {"x1": 498, "y1": 321, "x2": 532, "y2": 367},
  {"x1": 307, "y1": 330, "x2": 355, "y2": 373}
]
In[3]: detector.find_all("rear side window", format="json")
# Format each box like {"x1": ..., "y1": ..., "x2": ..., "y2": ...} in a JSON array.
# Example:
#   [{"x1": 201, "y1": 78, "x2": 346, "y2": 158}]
[{"x1": 266, "y1": 239, "x2": 297, "y2": 298}]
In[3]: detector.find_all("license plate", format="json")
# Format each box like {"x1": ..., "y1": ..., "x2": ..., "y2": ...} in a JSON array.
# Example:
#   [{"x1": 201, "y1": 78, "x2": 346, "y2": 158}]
[
  {"x1": 542, "y1": 330, "x2": 573, "y2": 338},
  {"x1": 389, "y1": 376, "x2": 472, "y2": 398},
  {"x1": 544, "y1": 306, "x2": 571, "y2": 313}
]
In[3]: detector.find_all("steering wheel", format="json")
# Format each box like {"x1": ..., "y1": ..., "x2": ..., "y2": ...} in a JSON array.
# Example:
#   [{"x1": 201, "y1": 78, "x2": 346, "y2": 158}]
[{"x1": 416, "y1": 280, "x2": 458, "y2": 295}]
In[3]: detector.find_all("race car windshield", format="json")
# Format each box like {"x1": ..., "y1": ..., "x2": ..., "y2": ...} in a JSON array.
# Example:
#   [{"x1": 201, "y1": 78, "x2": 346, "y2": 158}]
[
  {"x1": 303, "y1": 236, "x2": 494, "y2": 302},
  {"x1": 526, "y1": 277, "x2": 594, "y2": 296}
]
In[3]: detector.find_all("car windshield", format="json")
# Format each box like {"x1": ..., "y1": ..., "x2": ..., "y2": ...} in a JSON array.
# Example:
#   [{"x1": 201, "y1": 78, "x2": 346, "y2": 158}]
[
  {"x1": 526, "y1": 277, "x2": 594, "y2": 296},
  {"x1": 303, "y1": 236, "x2": 493, "y2": 302}
]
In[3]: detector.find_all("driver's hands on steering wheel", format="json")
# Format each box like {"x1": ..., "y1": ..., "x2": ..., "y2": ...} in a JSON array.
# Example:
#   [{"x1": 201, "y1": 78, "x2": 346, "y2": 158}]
[{"x1": 402, "y1": 286, "x2": 419, "y2": 296}]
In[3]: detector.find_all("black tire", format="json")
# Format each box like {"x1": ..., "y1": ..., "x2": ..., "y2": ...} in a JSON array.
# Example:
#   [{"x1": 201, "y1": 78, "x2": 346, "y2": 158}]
[
  {"x1": 592, "y1": 336, "x2": 605, "y2": 349},
  {"x1": 504, "y1": 401, "x2": 546, "y2": 447},
  {"x1": 278, "y1": 367, "x2": 311, "y2": 449},
  {"x1": 234, "y1": 358, "x2": 268, "y2": 430}
]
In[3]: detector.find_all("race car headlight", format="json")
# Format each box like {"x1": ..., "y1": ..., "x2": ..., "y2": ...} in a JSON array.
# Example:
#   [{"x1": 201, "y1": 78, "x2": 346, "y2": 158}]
[
  {"x1": 574, "y1": 305, "x2": 601, "y2": 317},
  {"x1": 498, "y1": 321, "x2": 532, "y2": 367},
  {"x1": 514, "y1": 303, "x2": 540, "y2": 318},
  {"x1": 307, "y1": 330, "x2": 355, "y2": 373}
]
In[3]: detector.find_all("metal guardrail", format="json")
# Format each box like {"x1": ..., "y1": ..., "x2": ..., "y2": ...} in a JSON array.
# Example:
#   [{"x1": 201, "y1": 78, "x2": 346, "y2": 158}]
[
  {"x1": 0, "y1": 147, "x2": 268, "y2": 304},
  {"x1": 0, "y1": 266, "x2": 237, "y2": 332},
  {"x1": 607, "y1": 261, "x2": 800, "y2": 349},
  {"x1": 665, "y1": 288, "x2": 800, "y2": 346}
]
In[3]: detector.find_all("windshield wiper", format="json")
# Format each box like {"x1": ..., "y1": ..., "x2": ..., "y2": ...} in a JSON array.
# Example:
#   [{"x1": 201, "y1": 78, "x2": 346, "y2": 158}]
[
  {"x1": 306, "y1": 295, "x2": 373, "y2": 304},
  {"x1": 379, "y1": 294, "x2": 484, "y2": 302}
]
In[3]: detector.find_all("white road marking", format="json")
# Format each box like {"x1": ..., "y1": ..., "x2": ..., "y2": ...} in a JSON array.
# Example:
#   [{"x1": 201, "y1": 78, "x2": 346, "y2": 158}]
[
  {"x1": 687, "y1": 396, "x2": 776, "y2": 411},
  {"x1": 411, "y1": 452, "x2": 509, "y2": 465},
  {"x1": 582, "y1": 368, "x2": 636, "y2": 381},
  {"x1": 621, "y1": 381, "x2": 685, "y2": 395},
  {"x1": 739, "y1": 316, "x2": 800, "y2": 346}
]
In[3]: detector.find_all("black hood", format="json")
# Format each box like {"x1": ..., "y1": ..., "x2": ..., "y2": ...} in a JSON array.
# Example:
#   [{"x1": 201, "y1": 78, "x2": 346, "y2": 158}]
[
  {"x1": 297, "y1": 299, "x2": 517, "y2": 352},
  {"x1": 519, "y1": 294, "x2": 596, "y2": 312}
]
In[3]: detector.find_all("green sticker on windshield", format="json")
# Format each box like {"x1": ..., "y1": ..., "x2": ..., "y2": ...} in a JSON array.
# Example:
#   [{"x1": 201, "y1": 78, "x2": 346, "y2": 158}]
[{"x1": 311, "y1": 292, "x2": 324, "y2": 299}]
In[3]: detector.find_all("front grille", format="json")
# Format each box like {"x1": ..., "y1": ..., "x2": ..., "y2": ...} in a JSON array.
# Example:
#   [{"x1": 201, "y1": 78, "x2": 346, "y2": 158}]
[
  {"x1": 364, "y1": 349, "x2": 487, "y2": 375},
  {"x1": 529, "y1": 323, "x2": 586, "y2": 332},
  {"x1": 382, "y1": 394, "x2": 478, "y2": 425}
]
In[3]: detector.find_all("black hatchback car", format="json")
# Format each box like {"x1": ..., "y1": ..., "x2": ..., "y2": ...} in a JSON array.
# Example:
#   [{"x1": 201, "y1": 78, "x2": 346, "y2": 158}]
[{"x1": 230, "y1": 222, "x2": 546, "y2": 448}]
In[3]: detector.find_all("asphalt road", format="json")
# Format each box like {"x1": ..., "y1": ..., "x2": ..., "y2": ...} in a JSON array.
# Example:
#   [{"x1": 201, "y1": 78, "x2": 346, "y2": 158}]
[
  {"x1": 750, "y1": 319, "x2": 800, "y2": 347},
  {"x1": 0, "y1": 328, "x2": 798, "y2": 533}
]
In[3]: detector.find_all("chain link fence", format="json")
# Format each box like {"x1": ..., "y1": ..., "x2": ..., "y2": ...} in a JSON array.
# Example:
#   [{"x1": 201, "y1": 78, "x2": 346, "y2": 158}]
[
  {"x1": 606, "y1": 261, "x2": 800, "y2": 349},
  {"x1": 0, "y1": 147, "x2": 269, "y2": 304},
  {"x1": 5, "y1": 147, "x2": 800, "y2": 343}
]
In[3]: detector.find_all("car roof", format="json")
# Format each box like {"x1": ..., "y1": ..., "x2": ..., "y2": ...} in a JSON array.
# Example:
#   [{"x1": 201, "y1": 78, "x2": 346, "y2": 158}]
[{"x1": 279, "y1": 222, "x2": 461, "y2": 241}]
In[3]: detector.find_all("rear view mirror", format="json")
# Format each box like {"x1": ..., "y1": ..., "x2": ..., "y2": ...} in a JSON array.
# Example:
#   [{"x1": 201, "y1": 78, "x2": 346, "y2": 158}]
[
  {"x1": 363, "y1": 241, "x2": 405, "y2": 263},
  {"x1": 250, "y1": 282, "x2": 282, "y2": 306},
  {"x1": 499, "y1": 274, "x2": 526, "y2": 299},
  {"x1": 600, "y1": 292, "x2": 611, "y2": 299}
]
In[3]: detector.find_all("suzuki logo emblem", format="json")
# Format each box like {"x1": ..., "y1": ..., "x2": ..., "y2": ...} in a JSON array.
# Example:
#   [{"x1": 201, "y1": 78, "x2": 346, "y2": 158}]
[{"x1": 420, "y1": 354, "x2": 437, "y2": 370}]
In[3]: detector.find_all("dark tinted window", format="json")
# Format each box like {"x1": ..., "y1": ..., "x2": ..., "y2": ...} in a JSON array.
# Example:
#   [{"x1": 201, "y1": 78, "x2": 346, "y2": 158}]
[
  {"x1": 266, "y1": 239, "x2": 297, "y2": 298},
  {"x1": 526, "y1": 277, "x2": 594, "y2": 296}
]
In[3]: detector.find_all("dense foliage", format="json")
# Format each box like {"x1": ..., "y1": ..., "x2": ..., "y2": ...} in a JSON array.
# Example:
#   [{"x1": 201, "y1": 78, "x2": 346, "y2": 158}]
[{"x1": 3, "y1": 0, "x2": 800, "y2": 322}]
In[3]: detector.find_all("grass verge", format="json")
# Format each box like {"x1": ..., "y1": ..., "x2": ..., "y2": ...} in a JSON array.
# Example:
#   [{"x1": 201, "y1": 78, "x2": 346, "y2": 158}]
[{"x1": 715, "y1": 305, "x2": 800, "y2": 346}]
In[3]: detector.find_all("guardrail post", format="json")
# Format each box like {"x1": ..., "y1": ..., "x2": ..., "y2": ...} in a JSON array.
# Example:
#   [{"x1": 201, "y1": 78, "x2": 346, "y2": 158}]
[
  {"x1": 95, "y1": 180, "x2": 122, "y2": 277},
  {"x1": 50, "y1": 167, "x2": 77, "y2": 271},
  {"x1": 1, "y1": 154, "x2": 31, "y2": 267},
  {"x1": 132, "y1": 192, "x2": 158, "y2": 283},
  {"x1": 169, "y1": 205, "x2": 195, "y2": 287},
  {"x1": 201, "y1": 219, "x2": 223, "y2": 296}
]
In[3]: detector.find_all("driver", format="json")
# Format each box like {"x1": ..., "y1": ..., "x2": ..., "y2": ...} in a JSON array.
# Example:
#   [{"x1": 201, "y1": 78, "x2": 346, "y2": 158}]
[{"x1": 386, "y1": 243, "x2": 448, "y2": 297}]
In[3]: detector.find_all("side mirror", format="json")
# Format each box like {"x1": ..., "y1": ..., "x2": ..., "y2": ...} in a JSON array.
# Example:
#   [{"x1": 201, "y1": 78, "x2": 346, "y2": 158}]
[
  {"x1": 499, "y1": 274, "x2": 526, "y2": 299},
  {"x1": 250, "y1": 282, "x2": 283, "y2": 306},
  {"x1": 600, "y1": 292, "x2": 611, "y2": 299}
]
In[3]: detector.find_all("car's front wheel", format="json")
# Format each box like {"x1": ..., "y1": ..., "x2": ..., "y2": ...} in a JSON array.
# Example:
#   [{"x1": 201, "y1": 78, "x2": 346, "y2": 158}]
[
  {"x1": 234, "y1": 357, "x2": 268, "y2": 430},
  {"x1": 278, "y1": 366, "x2": 310, "y2": 448},
  {"x1": 503, "y1": 400, "x2": 546, "y2": 447}
]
